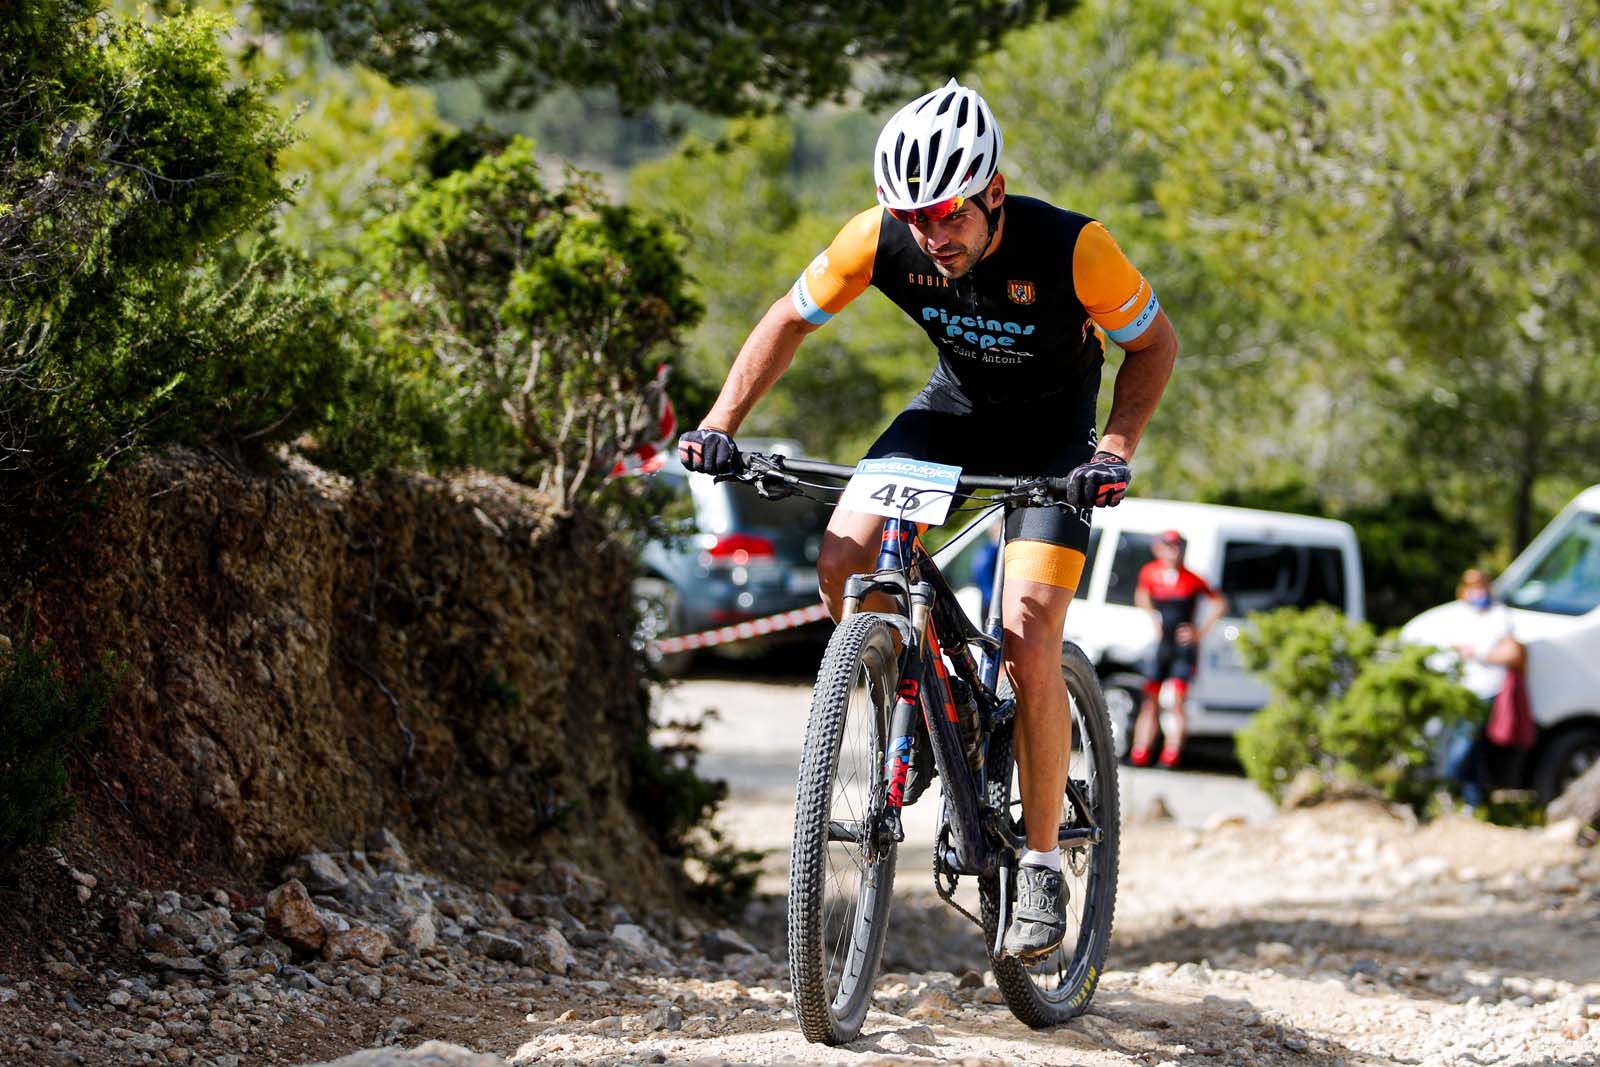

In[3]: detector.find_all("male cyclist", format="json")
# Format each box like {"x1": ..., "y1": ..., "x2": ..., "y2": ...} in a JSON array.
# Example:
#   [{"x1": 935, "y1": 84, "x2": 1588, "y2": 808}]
[
  {"x1": 1131, "y1": 530, "x2": 1226, "y2": 768},
  {"x1": 678, "y1": 80, "x2": 1178, "y2": 960}
]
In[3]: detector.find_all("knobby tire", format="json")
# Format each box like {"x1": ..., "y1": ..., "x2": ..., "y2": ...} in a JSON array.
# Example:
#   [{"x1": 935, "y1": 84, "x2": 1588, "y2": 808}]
[{"x1": 788, "y1": 613, "x2": 900, "y2": 1044}]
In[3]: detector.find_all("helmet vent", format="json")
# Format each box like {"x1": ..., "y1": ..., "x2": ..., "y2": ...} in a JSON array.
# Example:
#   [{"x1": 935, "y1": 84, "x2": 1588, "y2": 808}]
[
  {"x1": 936, "y1": 91, "x2": 957, "y2": 116},
  {"x1": 935, "y1": 150, "x2": 964, "y2": 200},
  {"x1": 906, "y1": 142, "x2": 922, "y2": 186},
  {"x1": 916, "y1": 93, "x2": 939, "y2": 114},
  {"x1": 975, "y1": 107, "x2": 987, "y2": 137},
  {"x1": 926, "y1": 130, "x2": 943, "y2": 173},
  {"x1": 957, "y1": 97, "x2": 970, "y2": 128},
  {"x1": 965, "y1": 153, "x2": 985, "y2": 186},
  {"x1": 892, "y1": 133, "x2": 907, "y2": 180}
]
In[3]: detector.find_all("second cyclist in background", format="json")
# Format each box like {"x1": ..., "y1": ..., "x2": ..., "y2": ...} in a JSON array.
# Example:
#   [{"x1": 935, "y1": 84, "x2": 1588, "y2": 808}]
[{"x1": 1131, "y1": 530, "x2": 1226, "y2": 768}]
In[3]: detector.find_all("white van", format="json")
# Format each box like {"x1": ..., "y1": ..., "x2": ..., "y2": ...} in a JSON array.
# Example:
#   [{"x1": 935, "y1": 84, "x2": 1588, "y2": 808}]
[
  {"x1": 1401, "y1": 485, "x2": 1600, "y2": 801},
  {"x1": 936, "y1": 499, "x2": 1364, "y2": 755}
]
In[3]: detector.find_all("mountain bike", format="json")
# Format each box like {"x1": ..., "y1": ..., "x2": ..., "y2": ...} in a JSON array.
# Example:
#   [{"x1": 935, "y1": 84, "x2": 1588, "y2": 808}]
[{"x1": 722, "y1": 451, "x2": 1121, "y2": 1043}]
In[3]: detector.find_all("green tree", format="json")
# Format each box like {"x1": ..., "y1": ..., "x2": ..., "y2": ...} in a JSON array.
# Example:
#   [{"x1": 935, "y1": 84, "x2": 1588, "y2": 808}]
[
  {"x1": 0, "y1": 1, "x2": 358, "y2": 506},
  {"x1": 365, "y1": 137, "x2": 702, "y2": 507},
  {"x1": 256, "y1": 0, "x2": 1076, "y2": 115},
  {"x1": 1115, "y1": 0, "x2": 1600, "y2": 546},
  {"x1": 256, "y1": 40, "x2": 448, "y2": 259},
  {"x1": 971, "y1": 2, "x2": 1318, "y2": 499},
  {"x1": 629, "y1": 117, "x2": 933, "y2": 462}
]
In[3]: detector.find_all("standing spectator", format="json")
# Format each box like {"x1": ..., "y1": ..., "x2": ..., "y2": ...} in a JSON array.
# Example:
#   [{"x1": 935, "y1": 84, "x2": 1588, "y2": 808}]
[
  {"x1": 1131, "y1": 530, "x2": 1226, "y2": 768},
  {"x1": 1443, "y1": 568, "x2": 1527, "y2": 812}
]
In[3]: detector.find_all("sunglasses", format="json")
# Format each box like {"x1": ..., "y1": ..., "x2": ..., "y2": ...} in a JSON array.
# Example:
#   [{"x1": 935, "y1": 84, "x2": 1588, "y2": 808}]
[{"x1": 886, "y1": 194, "x2": 966, "y2": 228}]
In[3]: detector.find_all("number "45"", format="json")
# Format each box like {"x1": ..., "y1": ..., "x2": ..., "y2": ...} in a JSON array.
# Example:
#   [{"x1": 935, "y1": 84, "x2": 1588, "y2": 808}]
[{"x1": 870, "y1": 483, "x2": 924, "y2": 509}]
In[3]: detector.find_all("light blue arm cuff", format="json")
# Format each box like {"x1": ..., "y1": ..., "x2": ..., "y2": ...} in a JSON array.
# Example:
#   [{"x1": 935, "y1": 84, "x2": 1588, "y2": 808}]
[
  {"x1": 1106, "y1": 290, "x2": 1160, "y2": 344},
  {"x1": 791, "y1": 275, "x2": 834, "y2": 326}
]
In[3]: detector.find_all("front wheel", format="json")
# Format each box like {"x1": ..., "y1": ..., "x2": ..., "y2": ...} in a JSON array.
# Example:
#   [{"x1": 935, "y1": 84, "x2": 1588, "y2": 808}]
[
  {"x1": 788, "y1": 613, "x2": 900, "y2": 1044},
  {"x1": 980, "y1": 642, "x2": 1121, "y2": 1028}
]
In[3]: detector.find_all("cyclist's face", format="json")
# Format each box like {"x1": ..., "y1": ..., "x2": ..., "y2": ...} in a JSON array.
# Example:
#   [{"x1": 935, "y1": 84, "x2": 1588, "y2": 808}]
[{"x1": 908, "y1": 177, "x2": 1004, "y2": 278}]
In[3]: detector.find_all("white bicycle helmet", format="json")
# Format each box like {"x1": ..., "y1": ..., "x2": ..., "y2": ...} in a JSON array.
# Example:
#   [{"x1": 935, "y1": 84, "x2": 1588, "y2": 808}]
[{"x1": 873, "y1": 79, "x2": 1003, "y2": 211}]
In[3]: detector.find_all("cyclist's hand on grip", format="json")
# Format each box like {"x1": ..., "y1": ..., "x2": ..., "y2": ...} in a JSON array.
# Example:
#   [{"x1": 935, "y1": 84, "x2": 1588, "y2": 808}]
[
  {"x1": 677, "y1": 427, "x2": 740, "y2": 475},
  {"x1": 1065, "y1": 450, "x2": 1131, "y2": 508}
]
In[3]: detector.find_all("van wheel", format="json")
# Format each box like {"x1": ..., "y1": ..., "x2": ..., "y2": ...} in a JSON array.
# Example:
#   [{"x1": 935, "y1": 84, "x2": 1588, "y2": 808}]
[
  {"x1": 1532, "y1": 724, "x2": 1600, "y2": 804},
  {"x1": 1101, "y1": 673, "x2": 1145, "y2": 761},
  {"x1": 633, "y1": 576, "x2": 694, "y2": 678}
]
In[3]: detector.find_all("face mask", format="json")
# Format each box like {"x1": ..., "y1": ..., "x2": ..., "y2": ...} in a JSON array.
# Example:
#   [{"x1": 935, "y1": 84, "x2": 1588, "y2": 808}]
[{"x1": 1466, "y1": 593, "x2": 1491, "y2": 610}]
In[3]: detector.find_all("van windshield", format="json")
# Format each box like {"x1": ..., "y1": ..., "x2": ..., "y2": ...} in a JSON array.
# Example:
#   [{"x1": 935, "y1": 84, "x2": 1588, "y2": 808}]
[{"x1": 1503, "y1": 512, "x2": 1600, "y2": 617}]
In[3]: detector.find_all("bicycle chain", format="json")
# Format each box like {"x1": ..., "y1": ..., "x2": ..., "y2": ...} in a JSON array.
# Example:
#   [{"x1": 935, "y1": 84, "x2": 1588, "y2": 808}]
[{"x1": 932, "y1": 825, "x2": 988, "y2": 932}]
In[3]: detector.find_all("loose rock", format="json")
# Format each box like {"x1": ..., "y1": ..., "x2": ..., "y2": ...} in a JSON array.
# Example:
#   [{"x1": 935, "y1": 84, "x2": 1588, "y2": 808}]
[
  {"x1": 323, "y1": 927, "x2": 391, "y2": 967},
  {"x1": 265, "y1": 880, "x2": 329, "y2": 953}
]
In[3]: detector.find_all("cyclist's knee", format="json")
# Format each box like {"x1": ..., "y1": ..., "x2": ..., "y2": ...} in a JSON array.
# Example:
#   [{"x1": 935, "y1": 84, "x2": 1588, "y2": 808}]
[
  {"x1": 817, "y1": 537, "x2": 871, "y2": 607},
  {"x1": 1003, "y1": 628, "x2": 1061, "y2": 694}
]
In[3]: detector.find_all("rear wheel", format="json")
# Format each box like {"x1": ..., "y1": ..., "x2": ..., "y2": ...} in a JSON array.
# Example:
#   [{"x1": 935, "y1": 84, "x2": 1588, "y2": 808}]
[
  {"x1": 788, "y1": 613, "x2": 899, "y2": 1044},
  {"x1": 980, "y1": 643, "x2": 1121, "y2": 1028}
]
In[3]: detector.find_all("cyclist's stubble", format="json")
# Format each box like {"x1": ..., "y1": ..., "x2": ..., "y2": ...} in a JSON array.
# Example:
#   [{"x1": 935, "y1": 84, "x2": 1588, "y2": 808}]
[{"x1": 913, "y1": 203, "x2": 1004, "y2": 280}]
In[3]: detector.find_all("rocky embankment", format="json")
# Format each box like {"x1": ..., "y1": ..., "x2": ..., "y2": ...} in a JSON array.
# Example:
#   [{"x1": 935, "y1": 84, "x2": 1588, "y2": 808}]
[
  {"x1": 1, "y1": 801, "x2": 1598, "y2": 1066},
  {"x1": 3, "y1": 447, "x2": 677, "y2": 906},
  {"x1": 0, "y1": 828, "x2": 769, "y2": 1065},
  {"x1": 0, "y1": 447, "x2": 719, "y2": 1061}
]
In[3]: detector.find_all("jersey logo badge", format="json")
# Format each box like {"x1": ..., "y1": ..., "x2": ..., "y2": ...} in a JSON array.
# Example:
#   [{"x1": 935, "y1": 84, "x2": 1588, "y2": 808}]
[
  {"x1": 1007, "y1": 280, "x2": 1036, "y2": 305},
  {"x1": 808, "y1": 252, "x2": 830, "y2": 278}
]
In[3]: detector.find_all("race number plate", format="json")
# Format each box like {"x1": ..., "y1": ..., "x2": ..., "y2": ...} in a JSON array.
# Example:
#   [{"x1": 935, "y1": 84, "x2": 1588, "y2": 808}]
[{"x1": 838, "y1": 458, "x2": 962, "y2": 525}]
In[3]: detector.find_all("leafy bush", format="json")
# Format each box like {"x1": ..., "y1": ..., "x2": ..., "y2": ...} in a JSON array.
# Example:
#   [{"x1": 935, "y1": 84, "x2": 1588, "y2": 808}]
[
  {"x1": 1320, "y1": 645, "x2": 1483, "y2": 811},
  {"x1": 0, "y1": 2, "x2": 358, "y2": 506},
  {"x1": 1236, "y1": 607, "x2": 1480, "y2": 811},
  {"x1": 0, "y1": 618, "x2": 112, "y2": 863},
  {"x1": 362, "y1": 137, "x2": 701, "y2": 511}
]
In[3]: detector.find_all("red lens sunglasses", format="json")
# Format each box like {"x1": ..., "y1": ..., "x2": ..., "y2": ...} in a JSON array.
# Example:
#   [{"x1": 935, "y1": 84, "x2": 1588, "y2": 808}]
[{"x1": 886, "y1": 194, "x2": 966, "y2": 228}]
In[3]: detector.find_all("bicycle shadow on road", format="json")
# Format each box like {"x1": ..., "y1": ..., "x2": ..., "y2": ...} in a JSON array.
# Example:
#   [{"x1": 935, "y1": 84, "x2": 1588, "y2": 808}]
[
  {"x1": 1079, "y1": 986, "x2": 1388, "y2": 1067},
  {"x1": 1111, "y1": 895, "x2": 1600, "y2": 992}
]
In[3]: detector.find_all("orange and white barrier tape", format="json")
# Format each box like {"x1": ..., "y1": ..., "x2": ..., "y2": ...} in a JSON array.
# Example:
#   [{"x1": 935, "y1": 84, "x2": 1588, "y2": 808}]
[{"x1": 650, "y1": 603, "x2": 832, "y2": 655}]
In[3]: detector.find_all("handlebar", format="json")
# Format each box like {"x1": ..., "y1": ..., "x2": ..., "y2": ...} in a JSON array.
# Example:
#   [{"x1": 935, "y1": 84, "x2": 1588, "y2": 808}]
[{"x1": 729, "y1": 451, "x2": 1076, "y2": 502}]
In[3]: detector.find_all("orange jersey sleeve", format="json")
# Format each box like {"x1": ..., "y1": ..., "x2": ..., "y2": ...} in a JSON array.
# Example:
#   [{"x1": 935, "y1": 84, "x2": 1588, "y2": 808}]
[
  {"x1": 1072, "y1": 221, "x2": 1160, "y2": 345},
  {"x1": 790, "y1": 208, "x2": 882, "y2": 326}
]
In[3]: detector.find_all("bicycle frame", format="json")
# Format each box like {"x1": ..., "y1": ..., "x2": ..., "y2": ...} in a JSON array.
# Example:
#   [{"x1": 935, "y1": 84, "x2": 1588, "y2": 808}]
[
  {"x1": 842, "y1": 515, "x2": 1014, "y2": 877},
  {"x1": 738, "y1": 451, "x2": 1103, "y2": 882}
]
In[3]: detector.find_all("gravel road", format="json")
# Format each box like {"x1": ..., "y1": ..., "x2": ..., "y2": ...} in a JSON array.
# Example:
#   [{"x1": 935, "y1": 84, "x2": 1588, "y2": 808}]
[
  {"x1": 15, "y1": 676, "x2": 1595, "y2": 1067},
  {"x1": 622, "y1": 674, "x2": 1600, "y2": 1067}
]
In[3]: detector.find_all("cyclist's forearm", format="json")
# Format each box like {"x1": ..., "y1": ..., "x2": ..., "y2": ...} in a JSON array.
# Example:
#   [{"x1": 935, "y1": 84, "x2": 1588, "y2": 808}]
[
  {"x1": 702, "y1": 299, "x2": 814, "y2": 433},
  {"x1": 1099, "y1": 314, "x2": 1178, "y2": 461}
]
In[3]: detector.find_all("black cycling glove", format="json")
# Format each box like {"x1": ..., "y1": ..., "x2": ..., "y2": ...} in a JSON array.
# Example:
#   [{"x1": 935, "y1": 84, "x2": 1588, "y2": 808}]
[
  {"x1": 677, "y1": 428, "x2": 740, "y2": 476},
  {"x1": 1065, "y1": 450, "x2": 1131, "y2": 508}
]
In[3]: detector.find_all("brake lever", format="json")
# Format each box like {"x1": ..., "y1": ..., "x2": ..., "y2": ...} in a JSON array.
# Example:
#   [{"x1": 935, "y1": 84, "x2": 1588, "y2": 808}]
[{"x1": 754, "y1": 474, "x2": 797, "y2": 500}]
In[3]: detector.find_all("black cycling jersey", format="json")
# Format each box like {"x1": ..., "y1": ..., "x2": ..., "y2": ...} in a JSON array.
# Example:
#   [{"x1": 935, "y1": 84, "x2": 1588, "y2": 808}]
[{"x1": 791, "y1": 195, "x2": 1161, "y2": 405}]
